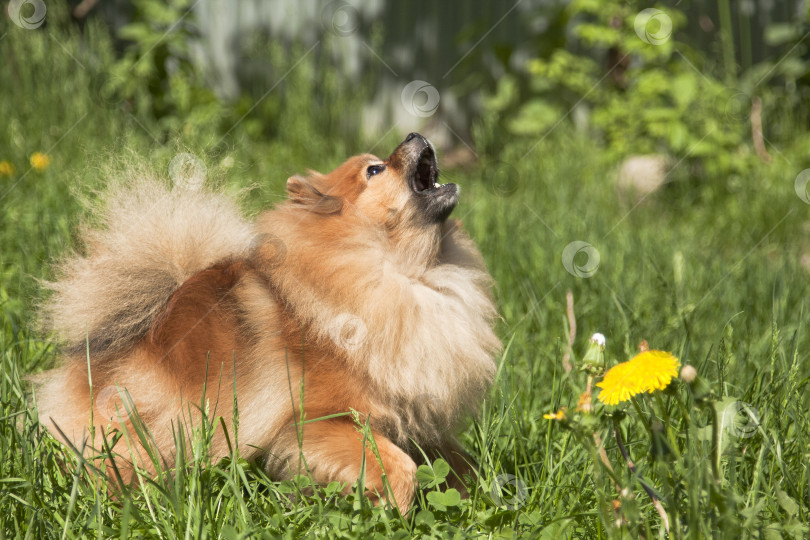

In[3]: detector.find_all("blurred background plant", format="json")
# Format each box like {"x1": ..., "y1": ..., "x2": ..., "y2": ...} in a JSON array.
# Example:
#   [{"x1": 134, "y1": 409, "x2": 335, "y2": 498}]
[
  {"x1": 476, "y1": 0, "x2": 810, "y2": 179},
  {"x1": 2, "y1": 0, "x2": 810, "y2": 537}
]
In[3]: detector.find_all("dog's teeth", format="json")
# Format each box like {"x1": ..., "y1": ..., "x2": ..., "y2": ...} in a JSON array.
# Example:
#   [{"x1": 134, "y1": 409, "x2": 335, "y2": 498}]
[{"x1": 433, "y1": 182, "x2": 440, "y2": 189}]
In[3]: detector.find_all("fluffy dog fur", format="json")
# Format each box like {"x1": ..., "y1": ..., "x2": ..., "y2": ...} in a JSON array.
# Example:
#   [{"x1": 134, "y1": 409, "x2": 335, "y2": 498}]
[{"x1": 34, "y1": 134, "x2": 501, "y2": 512}]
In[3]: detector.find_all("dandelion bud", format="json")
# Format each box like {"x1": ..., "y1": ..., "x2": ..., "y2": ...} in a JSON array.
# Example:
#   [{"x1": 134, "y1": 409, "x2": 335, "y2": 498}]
[
  {"x1": 680, "y1": 364, "x2": 697, "y2": 383},
  {"x1": 680, "y1": 363, "x2": 711, "y2": 400},
  {"x1": 576, "y1": 389, "x2": 594, "y2": 413},
  {"x1": 581, "y1": 333, "x2": 606, "y2": 374}
]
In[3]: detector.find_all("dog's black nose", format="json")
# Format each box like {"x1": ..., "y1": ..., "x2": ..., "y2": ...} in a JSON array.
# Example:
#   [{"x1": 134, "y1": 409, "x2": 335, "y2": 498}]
[{"x1": 405, "y1": 132, "x2": 423, "y2": 143}]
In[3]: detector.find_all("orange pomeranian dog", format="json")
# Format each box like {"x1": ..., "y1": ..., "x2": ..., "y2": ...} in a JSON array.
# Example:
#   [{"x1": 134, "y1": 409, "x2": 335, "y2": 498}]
[{"x1": 34, "y1": 133, "x2": 501, "y2": 512}]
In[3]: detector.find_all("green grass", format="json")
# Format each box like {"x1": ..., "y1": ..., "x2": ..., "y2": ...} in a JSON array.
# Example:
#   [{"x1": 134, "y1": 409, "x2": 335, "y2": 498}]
[{"x1": 3, "y1": 10, "x2": 810, "y2": 540}]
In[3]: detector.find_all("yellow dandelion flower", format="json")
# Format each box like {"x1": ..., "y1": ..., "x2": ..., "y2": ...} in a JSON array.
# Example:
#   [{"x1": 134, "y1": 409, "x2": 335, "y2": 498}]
[
  {"x1": 633, "y1": 350, "x2": 680, "y2": 392},
  {"x1": 596, "y1": 361, "x2": 642, "y2": 405},
  {"x1": 30, "y1": 152, "x2": 51, "y2": 171},
  {"x1": 543, "y1": 408, "x2": 566, "y2": 421},
  {"x1": 596, "y1": 350, "x2": 680, "y2": 405},
  {"x1": 0, "y1": 160, "x2": 15, "y2": 177}
]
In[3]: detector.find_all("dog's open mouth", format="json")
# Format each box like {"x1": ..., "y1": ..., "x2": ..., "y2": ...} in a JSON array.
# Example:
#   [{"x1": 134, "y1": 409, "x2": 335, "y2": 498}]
[
  {"x1": 411, "y1": 146, "x2": 446, "y2": 194},
  {"x1": 390, "y1": 132, "x2": 459, "y2": 222}
]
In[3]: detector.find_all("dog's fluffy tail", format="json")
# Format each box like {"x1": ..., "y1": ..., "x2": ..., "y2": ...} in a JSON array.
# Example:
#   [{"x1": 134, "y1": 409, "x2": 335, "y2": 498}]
[{"x1": 40, "y1": 168, "x2": 254, "y2": 357}]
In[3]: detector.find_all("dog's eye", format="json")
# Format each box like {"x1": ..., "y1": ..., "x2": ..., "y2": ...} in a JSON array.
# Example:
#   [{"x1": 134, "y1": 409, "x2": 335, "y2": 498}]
[{"x1": 366, "y1": 165, "x2": 386, "y2": 178}]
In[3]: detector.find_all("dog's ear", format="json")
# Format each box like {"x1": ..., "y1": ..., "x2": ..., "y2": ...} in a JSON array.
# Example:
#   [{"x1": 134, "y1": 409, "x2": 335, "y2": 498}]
[{"x1": 286, "y1": 175, "x2": 343, "y2": 215}]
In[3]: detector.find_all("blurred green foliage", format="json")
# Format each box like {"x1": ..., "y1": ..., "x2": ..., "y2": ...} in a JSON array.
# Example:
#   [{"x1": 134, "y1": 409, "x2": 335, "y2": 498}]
[
  {"x1": 111, "y1": 0, "x2": 225, "y2": 145},
  {"x1": 475, "y1": 0, "x2": 810, "y2": 179},
  {"x1": 107, "y1": 0, "x2": 373, "y2": 158}
]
